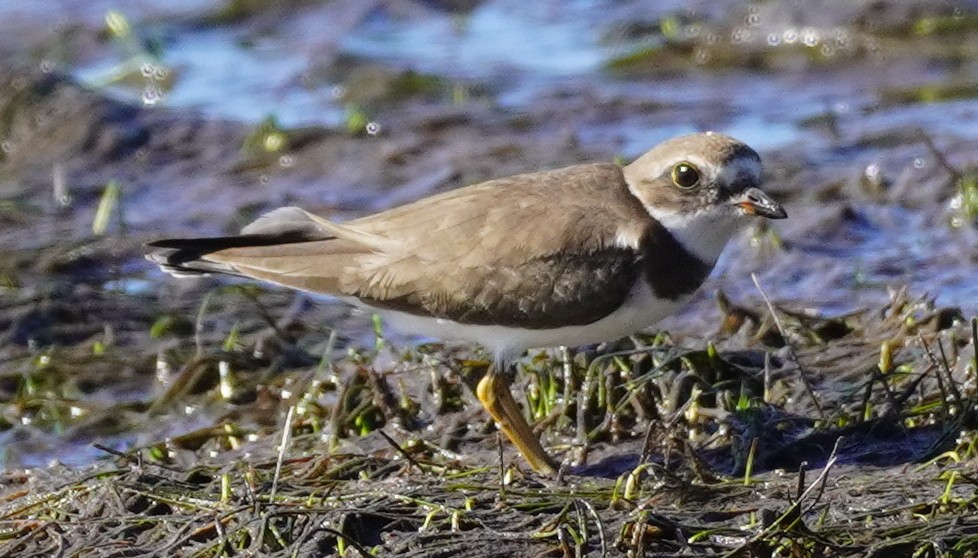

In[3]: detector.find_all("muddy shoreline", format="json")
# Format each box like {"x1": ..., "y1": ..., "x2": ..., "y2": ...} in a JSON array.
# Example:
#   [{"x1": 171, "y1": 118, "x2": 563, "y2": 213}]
[{"x1": 2, "y1": 0, "x2": 978, "y2": 556}]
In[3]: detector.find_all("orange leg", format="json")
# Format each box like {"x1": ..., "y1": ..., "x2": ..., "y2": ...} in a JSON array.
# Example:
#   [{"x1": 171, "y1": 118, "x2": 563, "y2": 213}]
[{"x1": 476, "y1": 366, "x2": 559, "y2": 475}]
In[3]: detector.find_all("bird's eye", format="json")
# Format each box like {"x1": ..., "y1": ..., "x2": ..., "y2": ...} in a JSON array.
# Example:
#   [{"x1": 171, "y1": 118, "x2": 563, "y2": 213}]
[{"x1": 671, "y1": 162, "x2": 700, "y2": 189}]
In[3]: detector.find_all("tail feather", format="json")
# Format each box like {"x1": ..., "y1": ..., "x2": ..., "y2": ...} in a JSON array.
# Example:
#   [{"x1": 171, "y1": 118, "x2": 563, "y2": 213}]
[
  {"x1": 146, "y1": 207, "x2": 362, "y2": 294},
  {"x1": 147, "y1": 229, "x2": 330, "y2": 278}
]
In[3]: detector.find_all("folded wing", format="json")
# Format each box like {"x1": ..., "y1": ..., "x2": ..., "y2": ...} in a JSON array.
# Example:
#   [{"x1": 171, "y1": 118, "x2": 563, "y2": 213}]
[{"x1": 146, "y1": 164, "x2": 653, "y2": 329}]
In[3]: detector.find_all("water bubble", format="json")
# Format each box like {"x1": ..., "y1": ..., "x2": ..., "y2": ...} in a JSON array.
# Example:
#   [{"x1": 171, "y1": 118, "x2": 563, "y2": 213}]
[
  {"x1": 140, "y1": 62, "x2": 154, "y2": 77},
  {"x1": 685, "y1": 23, "x2": 701, "y2": 38},
  {"x1": 694, "y1": 47, "x2": 712, "y2": 64},
  {"x1": 1, "y1": 141, "x2": 11, "y2": 153},
  {"x1": 801, "y1": 27, "x2": 820, "y2": 47},
  {"x1": 833, "y1": 101, "x2": 850, "y2": 113},
  {"x1": 782, "y1": 28, "x2": 798, "y2": 44},
  {"x1": 767, "y1": 33, "x2": 781, "y2": 46},
  {"x1": 833, "y1": 28, "x2": 851, "y2": 47},
  {"x1": 259, "y1": 175, "x2": 269, "y2": 185},
  {"x1": 731, "y1": 27, "x2": 752, "y2": 43},
  {"x1": 745, "y1": 13, "x2": 760, "y2": 26},
  {"x1": 331, "y1": 85, "x2": 346, "y2": 100},
  {"x1": 366, "y1": 121, "x2": 381, "y2": 136},
  {"x1": 821, "y1": 44, "x2": 834, "y2": 57},
  {"x1": 913, "y1": 158, "x2": 925, "y2": 169},
  {"x1": 153, "y1": 66, "x2": 169, "y2": 81},
  {"x1": 39, "y1": 60, "x2": 54, "y2": 73},
  {"x1": 279, "y1": 154, "x2": 295, "y2": 167},
  {"x1": 864, "y1": 163, "x2": 880, "y2": 178},
  {"x1": 142, "y1": 85, "x2": 163, "y2": 106}
]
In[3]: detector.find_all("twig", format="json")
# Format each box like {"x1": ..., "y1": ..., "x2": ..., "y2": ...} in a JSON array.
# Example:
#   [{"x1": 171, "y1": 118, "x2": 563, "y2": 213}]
[
  {"x1": 238, "y1": 286, "x2": 290, "y2": 341},
  {"x1": 378, "y1": 429, "x2": 423, "y2": 474},
  {"x1": 269, "y1": 405, "x2": 296, "y2": 503},
  {"x1": 577, "y1": 498, "x2": 608, "y2": 557},
  {"x1": 801, "y1": 437, "x2": 843, "y2": 516},
  {"x1": 576, "y1": 349, "x2": 592, "y2": 462},
  {"x1": 918, "y1": 128, "x2": 963, "y2": 180},
  {"x1": 973, "y1": 318, "x2": 978, "y2": 374},
  {"x1": 751, "y1": 273, "x2": 826, "y2": 420},
  {"x1": 194, "y1": 290, "x2": 215, "y2": 357},
  {"x1": 639, "y1": 419, "x2": 659, "y2": 466},
  {"x1": 936, "y1": 337, "x2": 963, "y2": 403},
  {"x1": 796, "y1": 461, "x2": 808, "y2": 501},
  {"x1": 764, "y1": 351, "x2": 773, "y2": 404},
  {"x1": 92, "y1": 443, "x2": 183, "y2": 473},
  {"x1": 722, "y1": 436, "x2": 843, "y2": 558},
  {"x1": 497, "y1": 432, "x2": 507, "y2": 502},
  {"x1": 881, "y1": 357, "x2": 934, "y2": 418}
]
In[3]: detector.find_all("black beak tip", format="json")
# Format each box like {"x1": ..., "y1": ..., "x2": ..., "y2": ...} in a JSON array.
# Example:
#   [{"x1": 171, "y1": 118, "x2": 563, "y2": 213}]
[
  {"x1": 740, "y1": 187, "x2": 787, "y2": 220},
  {"x1": 765, "y1": 204, "x2": 788, "y2": 220}
]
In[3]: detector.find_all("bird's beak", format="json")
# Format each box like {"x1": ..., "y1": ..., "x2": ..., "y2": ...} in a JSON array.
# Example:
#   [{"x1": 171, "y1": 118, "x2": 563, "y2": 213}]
[{"x1": 731, "y1": 187, "x2": 787, "y2": 219}]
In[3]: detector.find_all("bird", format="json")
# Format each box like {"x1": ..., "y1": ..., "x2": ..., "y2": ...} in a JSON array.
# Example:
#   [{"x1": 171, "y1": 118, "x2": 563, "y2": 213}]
[{"x1": 147, "y1": 131, "x2": 786, "y2": 475}]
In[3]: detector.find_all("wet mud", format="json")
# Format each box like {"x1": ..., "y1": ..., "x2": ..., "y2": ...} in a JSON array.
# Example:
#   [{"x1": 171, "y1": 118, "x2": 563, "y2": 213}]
[{"x1": 2, "y1": 0, "x2": 978, "y2": 556}]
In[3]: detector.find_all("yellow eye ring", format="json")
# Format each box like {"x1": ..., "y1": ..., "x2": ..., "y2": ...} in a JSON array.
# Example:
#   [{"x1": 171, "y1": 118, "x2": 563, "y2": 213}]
[{"x1": 671, "y1": 162, "x2": 700, "y2": 189}]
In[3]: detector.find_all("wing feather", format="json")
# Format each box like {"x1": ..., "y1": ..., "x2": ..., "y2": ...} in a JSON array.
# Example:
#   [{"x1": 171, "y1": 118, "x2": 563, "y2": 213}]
[{"x1": 147, "y1": 163, "x2": 653, "y2": 329}]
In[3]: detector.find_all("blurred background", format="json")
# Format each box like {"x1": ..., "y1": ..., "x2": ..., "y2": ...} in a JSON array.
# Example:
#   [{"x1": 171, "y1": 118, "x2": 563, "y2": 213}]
[{"x1": 2, "y1": 0, "x2": 978, "y2": 468}]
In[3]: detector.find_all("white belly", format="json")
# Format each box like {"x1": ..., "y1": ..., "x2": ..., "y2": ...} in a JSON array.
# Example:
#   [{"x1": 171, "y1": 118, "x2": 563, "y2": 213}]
[{"x1": 358, "y1": 280, "x2": 689, "y2": 362}]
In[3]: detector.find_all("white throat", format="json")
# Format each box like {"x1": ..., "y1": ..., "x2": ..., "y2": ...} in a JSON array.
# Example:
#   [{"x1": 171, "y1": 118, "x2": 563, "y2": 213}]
[{"x1": 644, "y1": 206, "x2": 743, "y2": 265}]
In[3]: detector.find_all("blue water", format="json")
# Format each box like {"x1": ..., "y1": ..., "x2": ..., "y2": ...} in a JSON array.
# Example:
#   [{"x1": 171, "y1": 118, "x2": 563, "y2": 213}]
[
  {"x1": 63, "y1": 1, "x2": 811, "y2": 150},
  {"x1": 344, "y1": 0, "x2": 610, "y2": 78},
  {"x1": 75, "y1": 26, "x2": 347, "y2": 127}
]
